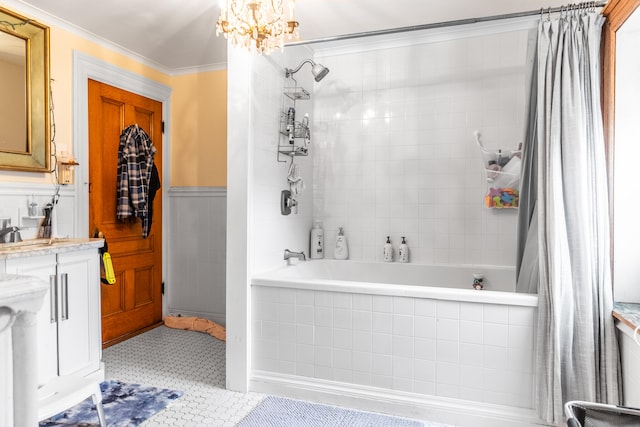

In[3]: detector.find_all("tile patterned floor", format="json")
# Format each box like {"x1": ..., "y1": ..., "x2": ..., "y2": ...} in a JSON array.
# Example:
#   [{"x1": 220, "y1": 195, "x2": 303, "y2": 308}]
[
  {"x1": 104, "y1": 325, "x2": 451, "y2": 427},
  {"x1": 103, "y1": 326, "x2": 264, "y2": 426}
]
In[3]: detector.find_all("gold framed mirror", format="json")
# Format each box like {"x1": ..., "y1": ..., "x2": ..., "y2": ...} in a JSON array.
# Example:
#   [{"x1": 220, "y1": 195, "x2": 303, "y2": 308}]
[{"x1": 0, "y1": 6, "x2": 50, "y2": 172}]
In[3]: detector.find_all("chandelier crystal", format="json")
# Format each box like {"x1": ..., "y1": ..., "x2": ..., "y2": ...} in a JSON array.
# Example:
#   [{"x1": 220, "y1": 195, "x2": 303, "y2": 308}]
[{"x1": 216, "y1": 0, "x2": 299, "y2": 54}]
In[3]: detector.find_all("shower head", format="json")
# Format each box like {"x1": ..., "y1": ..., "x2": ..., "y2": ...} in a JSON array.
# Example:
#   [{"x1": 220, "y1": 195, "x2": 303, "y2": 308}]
[
  {"x1": 285, "y1": 59, "x2": 330, "y2": 82},
  {"x1": 310, "y1": 62, "x2": 329, "y2": 82}
]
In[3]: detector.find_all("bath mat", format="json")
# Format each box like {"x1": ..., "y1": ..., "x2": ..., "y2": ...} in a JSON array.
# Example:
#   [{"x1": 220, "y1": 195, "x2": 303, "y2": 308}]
[
  {"x1": 236, "y1": 396, "x2": 439, "y2": 427},
  {"x1": 39, "y1": 379, "x2": 183, "y2": 426}
]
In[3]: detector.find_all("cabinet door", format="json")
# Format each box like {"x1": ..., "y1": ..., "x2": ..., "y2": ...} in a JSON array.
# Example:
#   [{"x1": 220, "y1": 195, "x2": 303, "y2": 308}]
[
  {"x1": 56, "y1": 249, "x2": 101, "y2": 377},
  {"x1": 5, "y1": 254, "x2": 58, "y2": 386}
]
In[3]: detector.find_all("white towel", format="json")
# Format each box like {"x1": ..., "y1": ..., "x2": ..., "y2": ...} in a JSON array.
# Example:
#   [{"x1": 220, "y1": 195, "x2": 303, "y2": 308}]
[{"x1": 288, "y1": 161, "x2": 305, "y2": 198}]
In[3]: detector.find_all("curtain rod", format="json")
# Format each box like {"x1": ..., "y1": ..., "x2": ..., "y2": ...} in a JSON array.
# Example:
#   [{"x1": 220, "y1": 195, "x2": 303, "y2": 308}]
[{"x1": 287, "y1": 1, "x2": 607, "y2": 47}]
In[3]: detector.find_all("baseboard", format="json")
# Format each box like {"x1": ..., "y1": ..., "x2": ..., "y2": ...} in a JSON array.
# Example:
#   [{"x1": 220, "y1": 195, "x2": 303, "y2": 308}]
[
  {"x1": 166, "y1": 309, "x2": 226, "y2": 327},
  {"x1": 250, "y1": 371, "x2": 547, "y2": 427}
]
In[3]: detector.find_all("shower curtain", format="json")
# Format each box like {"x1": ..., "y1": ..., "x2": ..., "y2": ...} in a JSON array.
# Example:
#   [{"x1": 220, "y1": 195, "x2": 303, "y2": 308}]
[{"x1": 516, "y1": 8, "x2": 621, "y2": 424}]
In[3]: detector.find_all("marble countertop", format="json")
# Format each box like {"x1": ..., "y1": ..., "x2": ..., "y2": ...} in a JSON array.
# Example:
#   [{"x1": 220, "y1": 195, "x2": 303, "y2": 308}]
[
  {"x1": 0, "y1": 238, "x2": 104, "y2": 259},
  {"x1": 613, "y1": 302, "x2": 640, "y2": 330}
]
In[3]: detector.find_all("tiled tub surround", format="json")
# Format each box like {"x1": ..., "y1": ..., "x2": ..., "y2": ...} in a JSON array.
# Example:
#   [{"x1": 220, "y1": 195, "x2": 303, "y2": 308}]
[
  {"x1": 309, "y1": 24, "x2": 535, "y2": 266},
  {"x1": 251, "y1": 262, "x2": 539, "y2": 427}
]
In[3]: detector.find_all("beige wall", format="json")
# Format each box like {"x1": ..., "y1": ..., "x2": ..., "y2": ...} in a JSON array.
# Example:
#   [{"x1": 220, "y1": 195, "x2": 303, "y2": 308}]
[
  {"x1": 171, "y1": 70, "x2": 227, "y2": 187},
  {"x1": 0, "y1": 5, "x2": 227, "y2": 187}
]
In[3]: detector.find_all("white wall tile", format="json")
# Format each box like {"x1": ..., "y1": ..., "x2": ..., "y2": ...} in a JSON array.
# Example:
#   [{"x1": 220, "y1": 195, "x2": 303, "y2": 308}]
[
  {"x1": 314, "y1": 307, "x2": 333, "y2": 327},
  {"x1": 333, "y1": 293, "x2": 352, "y2": 309},
  {"x1": 459, "y1": 343, "x2": 483, "y2": 367},
  {"x1": 333, "y1": 348, "x2": 353, "y2": 370},
  {"x1": 353, "y1": 330, "x2": 373, "y2": 353},
  {"x1": 508, "y1": 306, "x2": 535, "y2": 326},
  {"x1": 315, "y1": 347, "x2": 333, "y2": 367},
  {"x1": 315, "y1": 291, "x2": 333, "y2": 307},
  {"x1": 333, "y1": 328, "x2": 353, "y2": 350},
  {"x1": 372, "y1": 312, "x2": 393, "y2": 334},
  {"x1": 279, "y1": 341, "x2": 296, "y2": 362},
  {"x1": 414, "y1": 359, "x2": 436, "y2": 383},
  {"x1": 295, "y1": 305, "x2": 314, "y2": 325},
  {"x1": 278, "y1": 304, "x2": 295, "y2": 324},
  {"x1": 393, "y1": 314, "x2": 415, "y2": 336},
  {"x1": 353, "y1": 310, "x2": 372, "y2": 331},
  {"x1": 296, "y1": 325, "x2": 314, "y2": 345},
  {"x1": 483, "y1": 345, "x2": 509, "y2": 370},
  {"x1": 508, "y1": 325, "x2": 534, "y2": 351},
  {"x1": 436, "y1": 362, "x2": 459, "y2": 386},
  {"x1": 484, "y1": 304, "x2": 509, "y2": 324},
  {"x1": 437, "y1": 341, "x2": 459, "y2": 364},
  {"x1": 393, "y1": 297, "x2": 415, "y2": 315},
  {"x1": 460, "y1": 320, "x2": 483, "y2": 344},
  {"x1": 484, "y1": 323, "x2": 509, "y2": 347},
  {"x1": 459, "y1": 365, "x2": 483, "y2": 389},
  {"x1": 353, "y1": 294, "x2": 373, "y2": 311},
  {"x1": 297, "y1": 344, "x2": 315, "y2": 365},
  {"x1": 278, "y1": 323, "x2": 296, "y2": 343},
  {"x1": 414, "y1": 338, "x2": 437, "y2": 361},
  {"x1": 393, "y1": 356, "x2": 414, "y2": 379},
  {"x1": 372, "y1": 333, "x2": 393, "y2": 355},
  {"x1": 296, "y1": 290, "x2": 315, "y2": 305},
  {"x1": 437, "y1": 318, "x2": 460, "y2": 341},
  {"x1": 315, "y1": 326, "x2": 332, "y2": 347},
  {"x1": 437, "y1": 301, "x2": 460, "y2": 319},
  {"x1": 414, "y1": 316, "x2": 437, "y2": 339},
  {"x1": 393, "y1": 335, "x2": 414, "y2": 358},
  {"x1": 333, "y1": 308, "x2": 353, "y2": 329},
  {"x1": 372, "y1": 295, "x2": 393, "y2": 313}
]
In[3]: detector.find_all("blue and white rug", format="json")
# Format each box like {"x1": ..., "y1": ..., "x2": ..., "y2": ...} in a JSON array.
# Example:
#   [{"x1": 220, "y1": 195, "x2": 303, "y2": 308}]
[
  {"x1": 39, "y1": 379, "x2": 183, "y2": 426},
  {"x1": 237, "y1": 396, "x2": 443, "y2": 427}
]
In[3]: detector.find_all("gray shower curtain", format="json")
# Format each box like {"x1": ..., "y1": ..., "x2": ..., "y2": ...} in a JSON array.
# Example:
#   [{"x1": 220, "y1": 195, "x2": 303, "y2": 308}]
[{"x1": 516, "y1": 9, "x2": 621, "y2": 424}]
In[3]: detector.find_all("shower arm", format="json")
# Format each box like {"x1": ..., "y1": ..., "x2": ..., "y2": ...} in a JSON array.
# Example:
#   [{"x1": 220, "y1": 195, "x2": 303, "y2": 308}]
[{"x1": 285, "y1": 59, "x2": 315, "y2": 79}]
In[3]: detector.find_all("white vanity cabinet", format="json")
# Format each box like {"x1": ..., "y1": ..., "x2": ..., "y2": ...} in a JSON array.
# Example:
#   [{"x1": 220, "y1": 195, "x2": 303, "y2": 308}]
[{"x1": 4, "y1": 245, "x2": 103, "y2": 386}]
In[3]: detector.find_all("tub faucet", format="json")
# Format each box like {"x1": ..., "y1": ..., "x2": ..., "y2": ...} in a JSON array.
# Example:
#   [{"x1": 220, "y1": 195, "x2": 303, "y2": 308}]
[
  {"x1": 284, "y1": 249, "x2": 306, "y2": 261},
  {"x1": 0, "y1": 226, "x2": 22, "y2": 243}
]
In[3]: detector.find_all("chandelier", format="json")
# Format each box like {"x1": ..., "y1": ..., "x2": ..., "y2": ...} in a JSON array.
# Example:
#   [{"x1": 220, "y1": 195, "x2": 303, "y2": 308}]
[{"x1": 216, "y1": 0, "x2": 299, "y2": 54}]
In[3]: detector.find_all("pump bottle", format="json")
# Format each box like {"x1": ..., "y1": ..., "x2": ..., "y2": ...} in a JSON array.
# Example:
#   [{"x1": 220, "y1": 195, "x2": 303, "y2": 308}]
[
  {"x1": 383, "y1": 236, "x2": 394, "y2": 262},
  {"x1": 334, "y1": 227, "x2": 349, "y2": 260},
  {"x1": 398, "y1": 236, "x2": 409, "y2": 263},
  {"x1": 310, "y1": 221, "x2": 324, "y2": 259}
]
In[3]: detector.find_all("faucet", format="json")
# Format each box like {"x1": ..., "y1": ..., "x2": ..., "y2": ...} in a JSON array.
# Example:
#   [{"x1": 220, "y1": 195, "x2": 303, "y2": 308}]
[
  {"x1": 0, "y1": 226, "x2": 22, "y2": 243},
  {"x1": 284, "y1": 249, "x2": 306, "y2": 261}
]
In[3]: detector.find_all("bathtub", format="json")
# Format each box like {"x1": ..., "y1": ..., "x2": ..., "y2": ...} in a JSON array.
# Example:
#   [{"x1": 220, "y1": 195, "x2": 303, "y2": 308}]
[{"x1": 250, "y1": 261, "x2": 541, "y2": 427}]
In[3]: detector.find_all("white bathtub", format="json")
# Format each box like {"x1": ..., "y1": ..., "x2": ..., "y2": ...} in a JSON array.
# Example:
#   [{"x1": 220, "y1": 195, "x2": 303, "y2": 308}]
[
  {"x1": 250, "y1": 261, "x2": 541, "y2": 427},
  {"x1": 253, "y1": 260, "x2": 536, "y2": 307}
]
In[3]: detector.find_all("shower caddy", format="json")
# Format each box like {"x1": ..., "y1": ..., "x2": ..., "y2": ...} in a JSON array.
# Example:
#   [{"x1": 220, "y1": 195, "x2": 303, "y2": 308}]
[
  {"x1": 474, "y1": 131, "x2": 522, "y2": 209},
  {"x1": 278, "y1": 74, "x2": 310, "y2": 162}
]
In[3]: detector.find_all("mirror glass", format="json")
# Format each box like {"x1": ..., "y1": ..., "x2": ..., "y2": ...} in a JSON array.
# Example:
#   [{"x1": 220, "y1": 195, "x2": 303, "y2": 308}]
[
  {"x1": 0, "y1": 30, "x2": 27, "y2": 154},
  {"x1": 0, "y1": 6, "x2": 50, "y2": 172}
]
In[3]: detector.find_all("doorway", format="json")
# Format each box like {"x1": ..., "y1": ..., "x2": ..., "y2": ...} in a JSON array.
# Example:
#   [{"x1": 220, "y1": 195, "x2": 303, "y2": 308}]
[{"x1": 88, "y1": 79, "x2": 163, "y2": 347}]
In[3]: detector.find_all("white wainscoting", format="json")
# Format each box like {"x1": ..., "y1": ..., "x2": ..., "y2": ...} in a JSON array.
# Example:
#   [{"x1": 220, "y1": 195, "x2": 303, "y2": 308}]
[
  {"x1": 0, "y1": 182, "x2": 78, "y2": 239},
  {"x1": 167, "y1": 187, "x2": 227, "y2": 326}
]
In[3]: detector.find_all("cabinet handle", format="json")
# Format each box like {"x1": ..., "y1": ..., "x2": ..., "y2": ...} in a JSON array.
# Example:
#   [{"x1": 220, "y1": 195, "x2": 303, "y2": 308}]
[
  {"x1": 49, "y1": 274, "x2": 57, "y2": 324},
  {"x1": 61, "y1": 273, "x2": 69, "y2": 321}
]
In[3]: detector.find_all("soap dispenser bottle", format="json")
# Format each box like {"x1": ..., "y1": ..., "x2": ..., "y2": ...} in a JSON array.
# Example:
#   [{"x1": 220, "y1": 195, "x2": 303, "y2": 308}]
[
  {"x1": 310, "y1": 221, "x2": 324, "y2": 259},
  {"x1": 334, "y1": 227, "x2": 349, "y2": 260},
  {"x1": 398, "y1": 236, "x2": 409, "y2": 263},
  {"x1": 383, "y1": 236, "x2": 394, "y2": 262}
]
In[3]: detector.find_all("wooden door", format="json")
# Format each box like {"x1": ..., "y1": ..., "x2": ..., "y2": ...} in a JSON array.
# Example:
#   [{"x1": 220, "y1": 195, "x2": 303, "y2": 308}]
[{"x1": 88, "y1": 79, "x2": 163, "y2": 347}]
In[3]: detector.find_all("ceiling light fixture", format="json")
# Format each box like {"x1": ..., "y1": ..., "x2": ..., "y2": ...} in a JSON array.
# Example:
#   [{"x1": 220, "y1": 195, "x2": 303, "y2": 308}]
[{"x1": 216, "y1": 0, "x2": 299, "y2": 54}]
